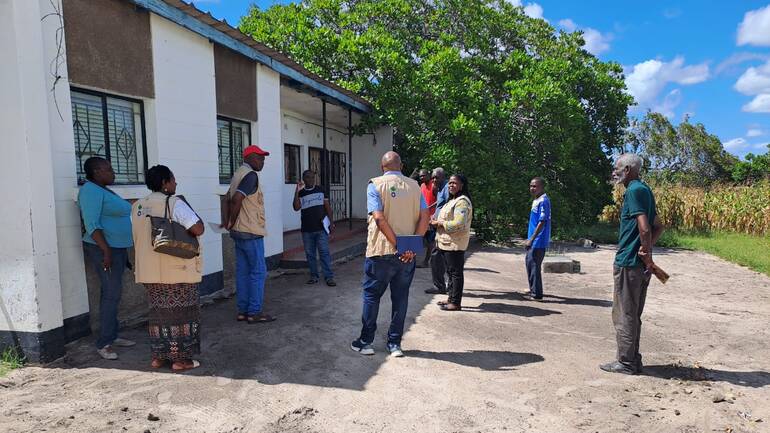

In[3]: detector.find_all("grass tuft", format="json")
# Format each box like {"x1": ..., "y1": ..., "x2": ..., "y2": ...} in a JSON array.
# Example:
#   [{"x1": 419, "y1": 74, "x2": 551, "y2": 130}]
[{"x1": 0, "y1": 347, "x2": 26, "y2": 377}]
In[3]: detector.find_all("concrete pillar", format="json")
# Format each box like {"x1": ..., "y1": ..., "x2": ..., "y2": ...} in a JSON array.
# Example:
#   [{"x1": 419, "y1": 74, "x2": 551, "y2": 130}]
[
  {"x1": 0, "y1": 0, "x2": 67, "y2": 362},
  {"x1": 255, "y1": 65, "x2": 284, "y2": 261}
]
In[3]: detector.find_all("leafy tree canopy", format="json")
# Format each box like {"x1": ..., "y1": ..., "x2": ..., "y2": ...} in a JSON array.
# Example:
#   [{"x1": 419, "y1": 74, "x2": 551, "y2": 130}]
[
  {"x1": 624, "y1": 111, "x2": 739, "y2": 187},
  {"x1": 240, "y1": 0, "x2": 633, "y2": 240}
]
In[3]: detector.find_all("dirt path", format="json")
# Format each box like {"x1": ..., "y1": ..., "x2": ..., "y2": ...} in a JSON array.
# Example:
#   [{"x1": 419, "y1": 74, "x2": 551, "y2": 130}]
[{"x1": 1, "y1": 244, "x2": 769, "y2": 433}]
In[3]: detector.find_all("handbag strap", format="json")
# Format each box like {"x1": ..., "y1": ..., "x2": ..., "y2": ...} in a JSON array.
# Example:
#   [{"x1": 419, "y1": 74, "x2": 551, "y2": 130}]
[{"x1": 164, "y1": 195, "x2": 172, "y2": 221}]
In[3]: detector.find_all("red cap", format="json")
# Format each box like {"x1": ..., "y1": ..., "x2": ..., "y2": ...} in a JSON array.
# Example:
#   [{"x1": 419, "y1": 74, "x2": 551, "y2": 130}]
[{"x1": 243, "y1": 145, "x2": 270, "y2": 158}]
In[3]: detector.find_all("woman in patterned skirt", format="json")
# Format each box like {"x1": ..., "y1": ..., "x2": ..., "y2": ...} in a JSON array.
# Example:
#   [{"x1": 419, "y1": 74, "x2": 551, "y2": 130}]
[{"x1": 131, "y1": 165, "x2": 204, "y2": 372}]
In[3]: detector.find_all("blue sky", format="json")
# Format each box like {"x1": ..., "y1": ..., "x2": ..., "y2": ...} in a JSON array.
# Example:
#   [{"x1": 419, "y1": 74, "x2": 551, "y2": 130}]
[{"x1": 194, "y1": 0, "x2": 770, "y2": 159}]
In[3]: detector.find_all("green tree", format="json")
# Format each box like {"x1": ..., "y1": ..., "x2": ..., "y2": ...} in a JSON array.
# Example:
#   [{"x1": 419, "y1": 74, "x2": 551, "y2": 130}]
[
  {"x1": 625, "y1": 111, "x2": 738, "y2": 186},
  {"x1": 732, "y1": 147, "x2": 770, "y2": 183},
  {"x1": 240, "y1": 0, "x2": 633, "y2": 240}
]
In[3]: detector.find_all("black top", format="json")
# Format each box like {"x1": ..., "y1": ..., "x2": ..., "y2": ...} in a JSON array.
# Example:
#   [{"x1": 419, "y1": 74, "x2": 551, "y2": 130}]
[{"x1": 298, "y1": 186, "x2": 327, "y2": 232}]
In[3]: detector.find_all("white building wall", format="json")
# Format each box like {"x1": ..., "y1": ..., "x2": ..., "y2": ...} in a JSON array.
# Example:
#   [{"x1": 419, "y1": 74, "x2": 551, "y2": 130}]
[
  {"x1": 351, "y1": 125, "x2": 394, "y2": 219},
  {"x1": 0, "y1": 0, "x2": 65, "y2": 333},
  {"x1": 149, "y1": 15, "x2": 222, "y2": 276},
  {"x1": 41, "y1": 0, "x2": 90, "y2": 322},
  {"x1": 255, "y1": 65, "x2": 284, "y2": 257}
]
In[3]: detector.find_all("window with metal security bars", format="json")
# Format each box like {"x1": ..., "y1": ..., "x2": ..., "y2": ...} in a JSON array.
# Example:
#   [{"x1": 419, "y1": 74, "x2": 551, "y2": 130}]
[
  {"x1": 218, "y1": 116, "x2": 251, "y2": 183},
  {"x1": 329, "y1": 151, "x2": 346, "y2": 185},
  {"x1": 71, "y1": 89, "x2": 147, "y2": 185},
  {"x1": 284, "y1": 144, "x2": 301, "y2": 184}
]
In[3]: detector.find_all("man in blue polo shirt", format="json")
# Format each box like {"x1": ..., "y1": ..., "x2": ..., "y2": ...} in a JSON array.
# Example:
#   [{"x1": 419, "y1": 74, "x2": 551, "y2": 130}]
[{"x1": 524, "y1": 177, "x2": 551, "y2": 301}]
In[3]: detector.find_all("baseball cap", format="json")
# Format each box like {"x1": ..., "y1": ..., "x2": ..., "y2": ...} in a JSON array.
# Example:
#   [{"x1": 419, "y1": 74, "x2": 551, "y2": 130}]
[{"x1": 243, "y1": 145, "x2": 270, "y2": 158}]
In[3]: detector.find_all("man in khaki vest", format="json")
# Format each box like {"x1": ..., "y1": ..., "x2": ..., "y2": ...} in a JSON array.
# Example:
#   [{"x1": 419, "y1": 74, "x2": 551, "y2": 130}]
[
  {"x1": 223, "y1": 145, "x2": 275, "y2": 324},
  {"x1": 350, "y1": 151, "x2": 430, "y2": 358}
]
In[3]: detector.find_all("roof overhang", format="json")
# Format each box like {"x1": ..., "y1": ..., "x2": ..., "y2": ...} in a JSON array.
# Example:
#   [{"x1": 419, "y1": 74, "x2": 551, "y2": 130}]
[{"x1": 129, "y1": 0, "x2": 372, "y2": 113}]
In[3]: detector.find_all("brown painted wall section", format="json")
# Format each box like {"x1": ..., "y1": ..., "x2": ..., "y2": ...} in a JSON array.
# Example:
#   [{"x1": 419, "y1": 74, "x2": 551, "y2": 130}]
[
  {"x1": 63, "y1": 0, "x2": 154, "y2": 98},
  {"x1": 214, "y1": 44, "x2": 257, "y2": 122}
]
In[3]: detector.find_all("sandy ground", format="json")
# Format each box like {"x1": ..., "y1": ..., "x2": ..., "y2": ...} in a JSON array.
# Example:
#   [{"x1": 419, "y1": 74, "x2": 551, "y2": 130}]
[{"x1": 1, "y1": 243, "x2": 769, "y2": 433}]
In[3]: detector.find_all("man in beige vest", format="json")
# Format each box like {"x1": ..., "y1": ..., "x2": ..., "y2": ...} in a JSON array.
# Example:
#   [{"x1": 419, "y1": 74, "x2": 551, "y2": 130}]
[
  {"x1": 223, "y1": 145, "x2": 275, "y2": 324},
  {"x1": 350, "y1": 151, "x2": 430, "y2": 358}
]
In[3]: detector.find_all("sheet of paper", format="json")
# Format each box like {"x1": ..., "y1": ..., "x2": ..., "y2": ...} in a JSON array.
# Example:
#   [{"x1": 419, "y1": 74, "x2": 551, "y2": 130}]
[
  {"x1": 208, "y1": 222, "x2": 229, "y2": 234},
  {"x1": 323, "y1": 216, "x2": 331, "y2": 234}
]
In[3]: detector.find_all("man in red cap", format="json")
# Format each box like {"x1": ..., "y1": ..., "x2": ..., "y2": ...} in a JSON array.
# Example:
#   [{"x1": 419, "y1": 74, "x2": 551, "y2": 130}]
[{"x1": 223, "y1": 145, "x2": 276, "y2": 324}]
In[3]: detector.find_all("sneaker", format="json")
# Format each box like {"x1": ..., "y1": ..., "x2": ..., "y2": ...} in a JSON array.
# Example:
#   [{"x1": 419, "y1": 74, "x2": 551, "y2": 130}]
[
  {"x1": 97, "y1": 346, "x2": 118, "y2": 360},
  {"x1": 325, "y1": 278, "x2": 337, "y2": 287},
  {"x1": 350, "y1": 339, "x2": 374, "y2": 355},
  {"x1": 387, "y1": 343, "x2": 404, "y2": 358},
  {"x1": 113, "y1": 338, "x2": 136, "y2": 347},
  {"x1": 599, "y1": 361, "x2": 637, "y2": 375},
  {"x1": 306, "y1": 278, "x2": 319, "y2": 285},
  {"x1": 523, "y1": 294, "x2": 543, "y2": 301}
]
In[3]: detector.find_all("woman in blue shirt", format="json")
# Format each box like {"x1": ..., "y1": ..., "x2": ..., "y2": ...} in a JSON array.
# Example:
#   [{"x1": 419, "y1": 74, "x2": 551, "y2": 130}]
[{"x1": 78, "y1": 157, "x2": 135, "y2": 360}]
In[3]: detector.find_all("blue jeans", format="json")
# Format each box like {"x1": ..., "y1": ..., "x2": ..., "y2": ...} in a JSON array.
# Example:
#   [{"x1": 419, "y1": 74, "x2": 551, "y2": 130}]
[
  {"x1": 302, "y1": 230, "x2": 334, "y2": 280},
  {"x1": 359, "y1": 255, "x2": 416, "y2": 345},
  {"x1": 526, "y1": 247, "x2": 546, "y2": 298},
  {"x1": 234, "y1": 237, "x2": 267, "y2": 315},
  {"x1": 84, "y1": 242, "x2": 127, "y2": 349}
]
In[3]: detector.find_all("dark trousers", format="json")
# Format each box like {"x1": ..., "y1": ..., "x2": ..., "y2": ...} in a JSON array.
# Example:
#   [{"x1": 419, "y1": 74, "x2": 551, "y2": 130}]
[
  {"x1": 525, "y1": 247, "x2": 546, "y2": 298},
  {"x1": 612, "y1": 265, "x2": 651, "y2": 369},
  {"x1": 302, "y1": 230, "x2": 334, "y2": 280},
  {"x1": 359, "y1": 256, "x2": 416, "y2": 345},
  {"x1": 83, "y1": 242, "x2": 128, "y2": 349},
  {"x1": 432, "y1": 249, "x2": 466, "y2": 305},
  {"x1": 430, "y1": 244, "x2": 447, "y2": 292}
]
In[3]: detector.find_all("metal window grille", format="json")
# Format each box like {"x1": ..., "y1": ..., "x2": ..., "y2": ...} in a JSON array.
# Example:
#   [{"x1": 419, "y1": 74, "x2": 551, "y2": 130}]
[
  {"x1": 218, "y1": 116, "x2": 250, "y2": 183},
  {"x1": 71, "y1": 89, "x2": 146, "y2": 184},
  {"x1": 284, "y1": 144, "x2": 301, "y2": 184}
]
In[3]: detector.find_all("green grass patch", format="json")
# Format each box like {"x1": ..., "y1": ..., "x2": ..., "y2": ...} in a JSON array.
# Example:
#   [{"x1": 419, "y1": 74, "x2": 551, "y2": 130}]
[
  {"x1": 557, "y1": 222, "x2": 770, "y2": 276},
  {"x1": 658, "y1": 231, "x2": 770, "y2": 276},
  {"x1": 0, "y1": 347, "x2": 25, "y2": 377}
]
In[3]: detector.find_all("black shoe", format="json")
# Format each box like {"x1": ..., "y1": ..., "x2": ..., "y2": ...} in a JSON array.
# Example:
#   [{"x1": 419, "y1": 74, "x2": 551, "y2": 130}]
[
  {"x1": 306, "y1": 278, "x2": 319, "y2": 285},
  {"x1": 325, "y1": 278, "x2": 337, "y2": 287},
  {"x1": 599, "y1": 361, "x2": 637, "y2": 375},
  {"x1": 424, "y1": 288, "x2": 447, "y2": 295}
]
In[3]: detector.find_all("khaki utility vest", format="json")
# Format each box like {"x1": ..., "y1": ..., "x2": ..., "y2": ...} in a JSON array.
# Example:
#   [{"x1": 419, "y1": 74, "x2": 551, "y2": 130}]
[
  {"x1": 131, "y1": 192, "x2": 202, "y2": 284},
  {"x1": 366, "y1": 173, "x2": 422, "y2": 257},
  {"x1": 228, "y1": 164, "x2": 266, "y2": 237},
  {"x1": 436, "y1": 195, "x2": 473, "y2": 251}
]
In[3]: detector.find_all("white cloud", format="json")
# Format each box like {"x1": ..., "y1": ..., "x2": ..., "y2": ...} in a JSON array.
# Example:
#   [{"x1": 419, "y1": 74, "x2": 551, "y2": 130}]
[
  {"x1": 735, "y1": 60, "x2": 770, "y2": 95},
  {"x1": 663, "y1": 8, "x2": 682, "y2": 19},
  {"x1": 747, "y1": 128, "x2": 764, "y2": 137},
  {"x1": 557, "y1": 19, "x2": 612, "y2": 55},
  {"x1": 506, "y1": 0, "x2": 545, "y2": 20},
  {"x1": 724, "y1": 137, "x2": 749, "y2": 152},
  {"x1": 743, "y1": 94, "x2": 770, "y2": 113},
  {"x1": 653, "y1": 89, "x2": 682, "y2": 118},
  {"x1": 737, "y1": 5, "x2": 770, "y2": 47},
  {"x1": 716, "y1": 52, "x2": 770, "y2": 75},
  {"x1": 523, "y1": 3, "x2": 544, "y2": 19},
  {"x1": 625, "y1": 56, "x2": 710, "y2": 108}
]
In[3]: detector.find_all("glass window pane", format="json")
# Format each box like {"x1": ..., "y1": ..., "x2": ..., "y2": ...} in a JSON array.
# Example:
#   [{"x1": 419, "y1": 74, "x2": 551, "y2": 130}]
[
  {"x1": 106, "y1": 97, "x2": 142, "y2": 184},
  {"x1": 217, "y1": 119, "x2": 232, "y2": 183},
  {"x1": 71, "y1": 92, "x2": 107, "y2": 183}
]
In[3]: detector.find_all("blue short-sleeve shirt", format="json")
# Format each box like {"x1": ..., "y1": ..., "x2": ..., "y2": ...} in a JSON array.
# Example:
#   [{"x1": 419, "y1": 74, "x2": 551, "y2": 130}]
[
  {"x1": 527, "y1": 193, "x2": 551, "y2": 249},
  {"x1": 77, "y1": 181, "x2": 133, "y2": 248}
]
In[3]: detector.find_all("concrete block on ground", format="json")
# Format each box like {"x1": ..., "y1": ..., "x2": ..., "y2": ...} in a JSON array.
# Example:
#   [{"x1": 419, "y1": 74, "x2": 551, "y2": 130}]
[{"x1": 543, "y1": 256, "x2": 581, "y2": 273}]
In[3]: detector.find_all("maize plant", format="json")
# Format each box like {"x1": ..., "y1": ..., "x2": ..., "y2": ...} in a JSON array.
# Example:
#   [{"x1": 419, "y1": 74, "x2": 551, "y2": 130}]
[{"x1": 600, "y1": 181, "x2": 770, "y2": 236}]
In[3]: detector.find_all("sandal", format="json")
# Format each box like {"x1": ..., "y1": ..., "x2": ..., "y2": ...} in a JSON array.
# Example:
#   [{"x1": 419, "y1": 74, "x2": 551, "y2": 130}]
[
  {"x1": 171, "y1": 359, "x2": 200, "y2": 372},
  {"x1": 436, "y1": 300, "x2": 450, "y2": 306},
  {"x1": 150, "y1": 358, "x2": 168, "y2": 369},
  {"x1": 247, "y1": 313, "x2": 276, "y2": 324},
  {"x1": 236, "y1": 313, "x2": 247, "y2": 321},
  {"x1": 440, "y1": 303, "x2": 462, "y2": 311}
]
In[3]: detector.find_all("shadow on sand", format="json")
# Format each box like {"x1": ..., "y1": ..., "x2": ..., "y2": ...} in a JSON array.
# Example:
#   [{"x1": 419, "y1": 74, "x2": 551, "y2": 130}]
[
  {"x1": 643, "y1": 364, "x2": 770, "y2": 388},
  {"x1": 404, "y1": 350, "x2": 544, "y2": 371}
]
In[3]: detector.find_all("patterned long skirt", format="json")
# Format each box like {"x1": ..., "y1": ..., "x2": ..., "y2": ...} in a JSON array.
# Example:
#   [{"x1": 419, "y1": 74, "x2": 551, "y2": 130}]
[{"x1": 144, "y1": 283, "x2": 201, "y2": 362}]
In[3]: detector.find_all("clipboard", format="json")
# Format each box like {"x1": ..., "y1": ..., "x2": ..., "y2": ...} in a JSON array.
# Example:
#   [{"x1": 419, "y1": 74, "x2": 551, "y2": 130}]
[{"x1": 396, "y1": 235, "x2": 424, "y2": 255}]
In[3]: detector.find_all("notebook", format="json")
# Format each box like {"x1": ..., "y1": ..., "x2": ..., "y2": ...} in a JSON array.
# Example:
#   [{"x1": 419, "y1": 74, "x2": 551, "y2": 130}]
[{"x1": 396, "y1": 235, "x2": 424, "y2": 255}]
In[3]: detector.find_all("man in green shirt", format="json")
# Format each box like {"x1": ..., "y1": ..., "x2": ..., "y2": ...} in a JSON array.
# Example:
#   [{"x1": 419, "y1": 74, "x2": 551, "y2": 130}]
[{"x1": 600, "y1": 154, "x2": 665, "y2": 375}]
